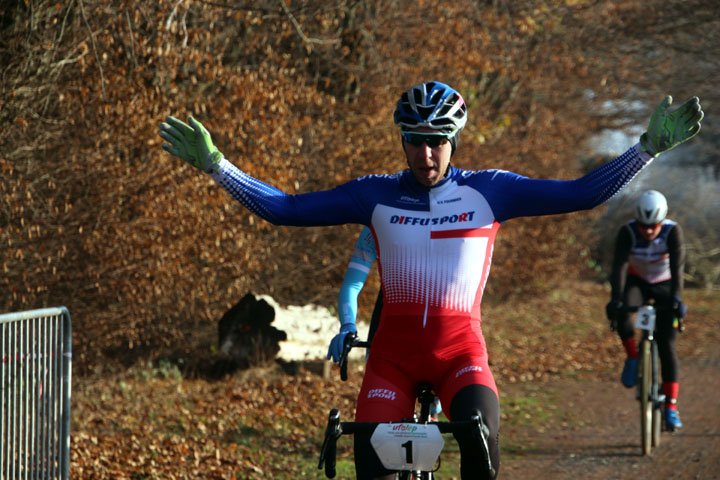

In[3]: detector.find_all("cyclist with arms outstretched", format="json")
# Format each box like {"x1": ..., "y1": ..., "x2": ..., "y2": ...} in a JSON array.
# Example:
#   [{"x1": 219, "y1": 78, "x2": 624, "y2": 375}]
[
  {"x1": 605, "y1": 189, "x2": 687, "y2": 430},
  {"x1": 159, "y1": 82, "x2": 702, "y2": 479}
]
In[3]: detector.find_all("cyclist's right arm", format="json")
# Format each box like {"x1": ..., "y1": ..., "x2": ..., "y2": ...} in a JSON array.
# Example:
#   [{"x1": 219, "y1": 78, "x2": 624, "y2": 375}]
[
  {"x1": 606, "y1": 224, "x2": 633, "y2": 322},
  {"x1": 609, "y1": 224, "x2": 633, "y2": 299},
  {"x1": 210, "y1": 158, "x2": 374, "y2": 226}
]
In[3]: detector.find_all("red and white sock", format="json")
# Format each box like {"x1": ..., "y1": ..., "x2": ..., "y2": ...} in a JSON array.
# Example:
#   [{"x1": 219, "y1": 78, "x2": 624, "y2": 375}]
[{"x1": 663, "y1": 382, "x2": 679, "y2": 410}]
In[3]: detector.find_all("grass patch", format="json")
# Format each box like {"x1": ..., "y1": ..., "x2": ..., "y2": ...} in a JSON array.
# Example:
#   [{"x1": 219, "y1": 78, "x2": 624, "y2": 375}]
[{"x1": 501, "y1": 388, "x2": 557, "y2": 428}]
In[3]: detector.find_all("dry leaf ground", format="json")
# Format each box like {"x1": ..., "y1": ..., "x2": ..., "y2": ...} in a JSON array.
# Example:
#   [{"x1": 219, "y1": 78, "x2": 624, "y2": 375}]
[{"x1": 70, "y1": 281, "x2": 719, "y2": 479}]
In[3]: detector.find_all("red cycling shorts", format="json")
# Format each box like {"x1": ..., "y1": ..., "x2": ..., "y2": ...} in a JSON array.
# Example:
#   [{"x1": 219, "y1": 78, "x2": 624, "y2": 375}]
[{"x1": 354, "y1": 312, "x2": 497, "y2": 422}]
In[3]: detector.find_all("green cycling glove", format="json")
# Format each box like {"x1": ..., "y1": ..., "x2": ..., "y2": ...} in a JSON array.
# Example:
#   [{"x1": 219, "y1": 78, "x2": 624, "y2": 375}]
[
  {"x1": 159, "y1": 116, "x2": 224, "y2": 173},
  {"x1": 640, "y1": 96, "x2": 703, "y2": 157}
]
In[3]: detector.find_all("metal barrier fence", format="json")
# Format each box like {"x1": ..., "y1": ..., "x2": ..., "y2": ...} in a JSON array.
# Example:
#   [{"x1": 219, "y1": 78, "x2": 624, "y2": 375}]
[{"x1": 0, "y1": 307, "x2": 72, "y2": 480}]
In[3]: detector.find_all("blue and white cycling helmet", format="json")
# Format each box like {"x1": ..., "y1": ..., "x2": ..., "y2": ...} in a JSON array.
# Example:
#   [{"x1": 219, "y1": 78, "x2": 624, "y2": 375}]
[
  {"x1": 635, "y1": 190, "x2": 668, "y2": 225},
  {"x1": 394, "y1": 81, "x2": 467, "y2": 134}
]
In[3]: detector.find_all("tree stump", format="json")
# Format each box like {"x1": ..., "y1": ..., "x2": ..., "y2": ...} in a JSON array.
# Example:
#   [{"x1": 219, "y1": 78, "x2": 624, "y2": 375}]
[{"x1": 218, "y1": 292, "x2": 288, "y2": 369}]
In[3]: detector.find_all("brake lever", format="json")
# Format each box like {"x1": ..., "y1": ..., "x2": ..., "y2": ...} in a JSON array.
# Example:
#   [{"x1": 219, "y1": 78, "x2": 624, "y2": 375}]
[
  {"x1": 318, "y1": 409, "x2": 341, "y2": 477},
  {"x1": 339, "y1": 331, "x2": 358, "y2": 381}
]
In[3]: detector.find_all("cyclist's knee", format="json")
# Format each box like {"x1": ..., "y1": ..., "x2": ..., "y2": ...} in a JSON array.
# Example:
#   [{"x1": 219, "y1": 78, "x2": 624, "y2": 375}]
[
  {"x1": 449, "y1": 384, "x2": 500, "y2": 433},
  {"x1": 450, "y1": 385, "x2": 500, "y2": 479},
  {"x1": 616, "y1": 313, "x2": 635, "y2": 339}
]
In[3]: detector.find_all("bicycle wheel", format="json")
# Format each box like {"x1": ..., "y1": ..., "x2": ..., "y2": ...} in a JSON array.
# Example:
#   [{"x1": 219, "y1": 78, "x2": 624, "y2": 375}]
[
  {"x1": 639, "y1": 338, "x2": 653, "y2": 455},
  {"x1": 651, "y1": 341, "x2": 662, "y2": 448}
]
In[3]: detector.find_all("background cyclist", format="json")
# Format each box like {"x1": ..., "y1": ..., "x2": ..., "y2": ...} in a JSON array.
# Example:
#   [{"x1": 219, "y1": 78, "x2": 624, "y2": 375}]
[
  {"x1": 605, "y1": 190, "x2": 687, "y2": 430},
  {"x1": 159, "y1": 82, "x2": 702, "y2": 479}
]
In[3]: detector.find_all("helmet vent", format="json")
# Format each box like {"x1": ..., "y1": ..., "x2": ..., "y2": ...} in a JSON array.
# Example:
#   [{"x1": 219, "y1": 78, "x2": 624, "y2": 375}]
[
  {"x1": 417, "y1": 106, "x2": 435, "y2": 118},
  {"x1": 412, "y1": 89, "x2": 423, "y2": 105},
  {"x1": 437, "y1": 103, "x2": 452, "y2": 117},
  {"x1": 429, "y1": 89, "x2": 444, "y2": 106}
]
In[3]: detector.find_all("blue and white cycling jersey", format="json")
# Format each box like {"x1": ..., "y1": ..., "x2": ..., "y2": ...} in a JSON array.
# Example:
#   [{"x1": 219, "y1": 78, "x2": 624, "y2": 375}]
[{"x1": 212, "y1": 145, "x2": 651, "y2": 331}]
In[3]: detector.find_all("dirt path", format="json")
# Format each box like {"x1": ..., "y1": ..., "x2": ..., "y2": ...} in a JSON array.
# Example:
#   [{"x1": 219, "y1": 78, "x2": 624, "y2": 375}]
[{"x1": 498, "y1": 357, "x2": 720, "y2": 479}]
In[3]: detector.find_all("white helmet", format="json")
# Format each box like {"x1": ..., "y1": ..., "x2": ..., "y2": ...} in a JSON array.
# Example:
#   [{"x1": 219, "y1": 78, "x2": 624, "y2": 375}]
[{"x1": 635, "y1": 190, "x2": 668, "y2": 225}]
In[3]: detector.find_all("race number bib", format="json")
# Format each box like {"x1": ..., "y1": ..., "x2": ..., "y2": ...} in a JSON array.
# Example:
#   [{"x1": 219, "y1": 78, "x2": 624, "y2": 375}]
[
  {"x1": 634, "y1": 305, "x2": 656, "y2": 332},
  {"x1": 370, "y1": 423, "x2": 444, "y2": 471}
]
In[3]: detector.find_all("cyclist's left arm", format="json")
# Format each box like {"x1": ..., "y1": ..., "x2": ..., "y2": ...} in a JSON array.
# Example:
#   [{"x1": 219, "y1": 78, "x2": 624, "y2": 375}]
[
  {"x1": 487, "y1": 94, "x2": 703, "y2": 222},
  {"x1": 487, "y1": 145, "x2": 652, "y2": 222},
  {"x1": 667, "y1": 223, "x2": 686, "y2": 317}
]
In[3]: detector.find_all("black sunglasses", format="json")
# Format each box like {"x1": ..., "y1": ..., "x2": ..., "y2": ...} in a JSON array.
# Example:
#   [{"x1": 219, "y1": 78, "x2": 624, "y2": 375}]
[{"x1": 402, "y1": 131, "x2": 452, "y2": 148}]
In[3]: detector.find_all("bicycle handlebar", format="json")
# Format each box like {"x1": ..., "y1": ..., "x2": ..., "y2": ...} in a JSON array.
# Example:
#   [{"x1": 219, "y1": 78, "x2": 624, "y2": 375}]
[
  {"x1": 609, "y1": 303, "x2": 685, "y2": 333},
  {"x1": 318, "y1": 408, "x2": 490, "y2": 478}
]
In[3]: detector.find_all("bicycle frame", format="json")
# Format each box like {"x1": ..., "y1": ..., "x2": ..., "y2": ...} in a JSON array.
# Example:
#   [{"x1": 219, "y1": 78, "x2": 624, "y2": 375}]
[{"x1": 622, "y1": 304, "x2": 669, "y2": 455}]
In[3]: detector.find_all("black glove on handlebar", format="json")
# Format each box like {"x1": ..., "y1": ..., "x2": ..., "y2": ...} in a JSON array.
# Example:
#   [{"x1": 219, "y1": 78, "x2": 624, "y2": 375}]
[
  {"x1": 605, "y1": 298, "x2": 623, "y2": 321},
  {"x1": 672, "y1": 295, "x2": 688, "y2": 319}
]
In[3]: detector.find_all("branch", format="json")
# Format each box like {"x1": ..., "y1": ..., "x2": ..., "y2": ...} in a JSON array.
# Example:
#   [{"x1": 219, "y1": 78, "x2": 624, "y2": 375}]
[
  {"x1": 78, "y1": 0, "x2": 107, "y2": 101},
  {"x1": 197, "y1": 1, "x2": 275, "y2": 14},
  {"x1": 125, "y1": 10, "x2": 138, "y2": 68},
  {"x1": 166, "y1": 0, "x2": 189, "y2": 48},
  {"x1": 278, "y1": 0, "x2": 339, "y2": 54}
]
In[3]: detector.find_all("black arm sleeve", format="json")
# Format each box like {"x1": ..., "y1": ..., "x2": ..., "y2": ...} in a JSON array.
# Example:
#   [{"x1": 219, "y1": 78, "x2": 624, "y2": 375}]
[
  {"x1": 667, "y1": 224, "x2": 685, "y2": 297},
  {"x1": 609, "y1": 225, "x2": 632, "y2": 299}
]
